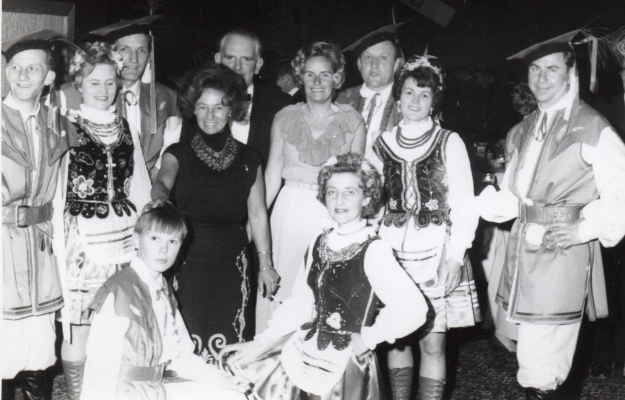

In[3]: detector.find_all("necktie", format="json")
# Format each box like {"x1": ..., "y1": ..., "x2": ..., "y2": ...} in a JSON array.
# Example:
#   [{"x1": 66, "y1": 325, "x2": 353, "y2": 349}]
[
  {"x1": 365, "y1": 93, "x2": 380, "y2": 131},
  {"x1": 124, "y1": 90, "x2": 138, "y2": 106},
  {"x1": 536, "y1": 113, "x2": 547, "y2": 142}
]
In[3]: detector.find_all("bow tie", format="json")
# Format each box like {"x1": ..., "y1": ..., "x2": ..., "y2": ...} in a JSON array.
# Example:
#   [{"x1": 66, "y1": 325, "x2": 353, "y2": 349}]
[{"x1": 124, "y1": 90, "x2": 138, "y2": 107}]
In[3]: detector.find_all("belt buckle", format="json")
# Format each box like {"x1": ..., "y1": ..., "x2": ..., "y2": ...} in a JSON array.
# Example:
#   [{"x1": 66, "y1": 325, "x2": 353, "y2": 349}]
[{"x1": 16, "y1": 205, "x2": 30, "y2": 228}]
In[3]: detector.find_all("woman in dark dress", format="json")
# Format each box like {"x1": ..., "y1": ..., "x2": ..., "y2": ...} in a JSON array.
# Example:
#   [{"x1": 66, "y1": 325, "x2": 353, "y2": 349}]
[{"x1": 149, "y1": 63, "x2": 279, "y2": 361}]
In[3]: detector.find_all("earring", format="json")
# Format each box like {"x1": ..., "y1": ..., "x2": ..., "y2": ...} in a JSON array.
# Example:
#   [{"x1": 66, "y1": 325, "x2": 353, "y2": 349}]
[{"x1": 429, "y1": 108, "x2": 433, "y2": 115}]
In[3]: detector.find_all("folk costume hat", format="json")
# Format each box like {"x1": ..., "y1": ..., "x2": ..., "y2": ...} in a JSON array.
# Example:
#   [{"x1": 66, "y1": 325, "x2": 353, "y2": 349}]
[
  {"x1": 343, "y1": 21, "x2": 406, "y2": 59},
  {"x1": 91, "y1": 15, "x2": 161, "y2": 135},
  {"x1": 2, "y1": 29, "x2": 65, "y2": 140}
]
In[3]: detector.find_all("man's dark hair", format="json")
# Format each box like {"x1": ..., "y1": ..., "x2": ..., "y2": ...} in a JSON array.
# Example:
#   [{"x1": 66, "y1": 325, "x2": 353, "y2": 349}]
[{"x1": 525, "y1": 42, "x2": 576, "y2": 70}]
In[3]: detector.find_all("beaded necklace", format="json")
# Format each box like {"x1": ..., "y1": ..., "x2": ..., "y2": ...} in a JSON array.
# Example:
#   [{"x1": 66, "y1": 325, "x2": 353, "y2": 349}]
[
  {"x1": 75, "y1": 114, "x2": 124, "y2": 148},
  {"x1": 191, "y1": 133, "x2": 239, "y2": 171},
  {"x1": 396, "y1": 123, "x2": 437, "y2": 149}
]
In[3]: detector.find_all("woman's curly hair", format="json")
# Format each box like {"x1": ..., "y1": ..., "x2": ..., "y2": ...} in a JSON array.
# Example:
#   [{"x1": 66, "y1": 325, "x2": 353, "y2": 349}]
[
  {"x1": 392, "y1": 58, "x2": 444, "y2": 113},
  {"x1": 317, "y1": 153, "x2": 383, "y2": 219},
  {"x1": 178, "y1": 61, "x2": 248, "y2": 121},
  {"x1": 511, "y1": 82, "x2": 538, "y2": 117},
  {"x1": 71, "y1": 42, "x2": 122, "y2": 90},
  {"x1": 291, "y1": 42, "x2": 346, "y2": 90}
]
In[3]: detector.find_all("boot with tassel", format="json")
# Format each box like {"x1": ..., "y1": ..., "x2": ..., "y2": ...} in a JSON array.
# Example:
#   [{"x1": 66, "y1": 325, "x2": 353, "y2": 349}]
[
  {"x1": 62, "y1": 359, "x2": 85, "y2": 400},
  {"x1": 389, "y1": 367, "x2": 413, "y2": 400},
  {"x1": 417, "y1": 376, "x2": 445, "y2": 400}
]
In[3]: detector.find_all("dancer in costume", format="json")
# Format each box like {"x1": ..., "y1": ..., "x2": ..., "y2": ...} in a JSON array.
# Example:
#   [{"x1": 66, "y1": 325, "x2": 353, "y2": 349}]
[
  {"x1": 60, "y1": 41, "x2": 152, "y2": 399},
  {"x1": 222, "y1": 153, "x2": 427, "y2": 400},
  {"x1": 369, "y1": 55, "x2": 480, "y2": 400}
]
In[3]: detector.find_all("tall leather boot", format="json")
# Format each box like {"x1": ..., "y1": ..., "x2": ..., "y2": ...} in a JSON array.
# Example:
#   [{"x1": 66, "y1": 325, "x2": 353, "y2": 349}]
[
  {"x1": 389, "y1": 367, "x2": 413, "y2": 400},
  {"x1": 20, "y1": 369, "x2": 51, "y2": 400},
  {"x1": 525, "y1": 387, "x2": 559, "y2": 400},
  {"x1": 2, "y1": 378, "x2": 16, "y2": 400},
  {"x1": 417, "y1": 376, "x2": 445, "y2": 400},
  {"x1": 62, "y1": 360, "x2": 85, "y2": 400}
]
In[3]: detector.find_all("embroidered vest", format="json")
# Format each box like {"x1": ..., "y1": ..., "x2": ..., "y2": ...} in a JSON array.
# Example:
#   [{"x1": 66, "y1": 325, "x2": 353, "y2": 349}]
[
  {"x1": 374, "y1": 128, "x2": 452, "y2": 228},
  {"x1": 301, "y1": 230, "x2": 379, "y2": 351},
  {"x1": 66, "y1": 117, "x2": 136, "y2": 218}
]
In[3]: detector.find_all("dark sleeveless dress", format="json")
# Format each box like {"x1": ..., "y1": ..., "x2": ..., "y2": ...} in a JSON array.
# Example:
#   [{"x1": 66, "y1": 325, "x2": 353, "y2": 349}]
[{"x1": 164, "y1": 122, "x2": 261, "y2": 361}]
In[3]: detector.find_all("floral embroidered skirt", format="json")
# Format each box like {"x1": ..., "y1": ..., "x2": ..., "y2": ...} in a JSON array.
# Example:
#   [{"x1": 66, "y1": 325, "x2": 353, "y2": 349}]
[
  {"x1": 64, "y1": 211, "x2": 136, "y2": 325},
  {"x1": 379, "y1": 221, "x2": 481, "y2": 333},
  {"x1": 175, "y1": 223, "x2": 253, "y2": 363},
  {"x1": 223, "y1": 333, "x2": 382, "y2": 400}
]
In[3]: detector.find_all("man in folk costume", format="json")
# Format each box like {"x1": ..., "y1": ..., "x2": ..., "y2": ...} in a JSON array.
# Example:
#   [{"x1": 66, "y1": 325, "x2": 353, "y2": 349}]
[
  {"x1": 65, "y1": 16, "x2": 181, "y2": 182},
  {"x1": 480, "y1": 31, "x2": 625, "y2": 399},
  {"x1": 1, "y1": 31, "x2": 76, "y2": 400},
  {"x1": 336, "y1": 29, "x2": 403, "y2": 162}
]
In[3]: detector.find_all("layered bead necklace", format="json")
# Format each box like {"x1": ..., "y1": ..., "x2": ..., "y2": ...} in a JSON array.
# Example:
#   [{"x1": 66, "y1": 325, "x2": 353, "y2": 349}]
[{"x1": 396, "y1": 122, "x2": 437, "y2": 149}]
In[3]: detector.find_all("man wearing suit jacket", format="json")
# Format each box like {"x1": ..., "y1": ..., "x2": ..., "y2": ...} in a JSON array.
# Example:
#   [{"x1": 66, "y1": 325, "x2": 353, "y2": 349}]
[
  {"x1": 275, "y1": 59, "x2": 306, "y2": 104},
  {"x1": 336, "y1": 32, "x2": 403, "y2": 162},
  {"x1": 215, "y1": 30, "x2": 292, "y2": 166}
]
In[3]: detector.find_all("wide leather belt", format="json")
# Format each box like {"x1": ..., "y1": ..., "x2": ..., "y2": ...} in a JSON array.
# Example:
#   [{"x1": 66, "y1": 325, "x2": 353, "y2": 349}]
[
  {"x1": 518, "y1": 203, "x2": 583, "y2": 224},
  {"x1": 119, "y1": 364, "x2": 165, "y2": 383},
  {"x1": 2, "y1": 202, "x2": 53, "y2": 227}
]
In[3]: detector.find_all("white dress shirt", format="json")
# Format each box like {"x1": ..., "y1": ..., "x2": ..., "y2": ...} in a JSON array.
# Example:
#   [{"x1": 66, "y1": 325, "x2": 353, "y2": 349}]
[{"x1": 360, "y1": 84, "x2": 393, "y2": 163}]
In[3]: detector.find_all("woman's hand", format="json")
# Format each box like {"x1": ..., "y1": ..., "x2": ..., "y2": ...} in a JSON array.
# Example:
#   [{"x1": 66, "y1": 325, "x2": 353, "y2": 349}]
[
  {"x1": 350, "y1": 333, "x2": 370, "y2": 356},
  {"x1": 142, "y1": 196, "x2": 170, "y2": 214},
  {"x1": 220, "y1": 374, "x2": 252, "y2": 394},
  {"x1": 258, "y1": 261, "x2": 280, "y2": 298},
  {"x1": 543, "y1": 220, "x2": 583, "y2": 249},
  {"x1": 445, "y1": 259, "x2": 463, "y2": 295}
]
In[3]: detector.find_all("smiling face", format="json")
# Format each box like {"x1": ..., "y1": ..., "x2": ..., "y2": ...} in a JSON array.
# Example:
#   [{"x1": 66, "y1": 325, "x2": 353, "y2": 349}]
[
  {"x1": 357, "y1": 40, "x2": 400, "y2": 91},
  {"x1": 134, "y1": 229, "x2": 183, "y2": 278},
  {"x1": 215, "y1": 34, "x2": 263, "y2": 86},
  {"x1": 399, "y1": 77, "x2": 433, "y2": 124},
  {"x1": 79, "y1": 63, "x2": 118, "y2": 110},
  {"x1": 324, "y1": 172, "x2": 371, "y2": 228},
  {"x1": 115, "y1": 33, "x2": 150, "y2": 88},
  {"x1": 195, "y1": 88, "x2": 230, "y2": 134},
  {"x1": 303, "y1": 56, "x2": 339, "y2": 103},
  {"x1": 528, "y1": 52, "x2": 569, "y2": 109},
  {"x1": 6, "y1": 49, "x2": 55, "y2": 106}
]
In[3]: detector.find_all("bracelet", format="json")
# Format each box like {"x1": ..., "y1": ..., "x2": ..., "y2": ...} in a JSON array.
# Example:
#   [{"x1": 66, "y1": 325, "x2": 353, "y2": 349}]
[
  {"x1": 259, "y1": 265, "x2": 274, "y2": 272},
  {"x1": 257, "y1": 251, "x2": 272, "y2": 255}
]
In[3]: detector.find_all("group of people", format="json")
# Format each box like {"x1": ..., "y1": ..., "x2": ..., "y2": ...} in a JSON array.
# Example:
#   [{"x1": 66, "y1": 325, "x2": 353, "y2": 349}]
[{"x1": 2, "y1": 15, "x2": 625, "y2": 400}]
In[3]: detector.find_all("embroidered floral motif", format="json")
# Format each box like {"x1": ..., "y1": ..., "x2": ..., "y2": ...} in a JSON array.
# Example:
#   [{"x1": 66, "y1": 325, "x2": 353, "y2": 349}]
[
  {"x1": 75, "y1": 152, "x2": 95, "y2": 166},
  {"x1": 124, "y1": 177, "x2": 132, "y2": 196},
  {"x1": 425, "y1": 198, "x2": 439, "y2": 211},
  {"x1": 119, "y1": 158, "x2": 127, "y2": 168},
  {"x1": 95, "y1": 159, "x2": 104, "y2": 170},
  {"x1": 326, "y1": 312, "x2": 342, "y2": 329},
  {"x1": 78, "y1": 132, "x2": 89, "y2": 146},
  {"x1": 72, "y1": 176, "x2": 95, "y2": 199},
  {"x1": 97, "y1": 204, "x2": 108, "y2": 215},
  {"x1": 441, "y1": 175, "x2": 448, "y2": 187},
  {"x1": 389, "y1": 198, "x2": 398, "y2": 210}
]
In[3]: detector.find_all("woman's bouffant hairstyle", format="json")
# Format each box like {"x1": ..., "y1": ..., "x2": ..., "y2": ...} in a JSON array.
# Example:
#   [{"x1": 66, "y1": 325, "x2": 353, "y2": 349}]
[
  {"x1": 178, "y1": 61, "x2": 248, "y2": 121},
  {"x1": 511, "y1": 82, "x2": 538, "y2": 117},
  {"x1": 317, "y1": 153, "x2": 383, "y2": 219},
  {"x1": 71, "y1": 42, "x2": 122, "y2": 90},
  {"x1": 292, "y1": 42, "x2": 346, "y2": 90},
  {"x1": 135, "y1": 202, "x2": 188, "y2": 240},
  {"x1": 392, "y1": 59, "x2": 444, "y2": 112}
]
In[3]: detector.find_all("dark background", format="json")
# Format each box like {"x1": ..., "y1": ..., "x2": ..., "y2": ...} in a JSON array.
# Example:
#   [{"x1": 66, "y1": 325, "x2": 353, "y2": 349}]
[{"x1": 56, "y1": 0, "x2": 624, "y2": 91}]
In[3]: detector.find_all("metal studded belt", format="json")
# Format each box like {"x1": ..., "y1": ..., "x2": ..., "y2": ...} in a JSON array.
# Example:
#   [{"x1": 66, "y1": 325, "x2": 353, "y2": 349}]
[{"x1": 518, "y1": 203, "x2": 583, "y2": 224}]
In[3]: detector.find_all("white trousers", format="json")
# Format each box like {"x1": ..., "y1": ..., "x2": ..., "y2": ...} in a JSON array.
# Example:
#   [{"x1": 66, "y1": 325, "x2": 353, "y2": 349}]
[
  {"x1": 516, "y1": 322, "x2": 581, "y2": 390},
  {"x1": 1, "y1": 313, "x2": 57, "y2": 379}
]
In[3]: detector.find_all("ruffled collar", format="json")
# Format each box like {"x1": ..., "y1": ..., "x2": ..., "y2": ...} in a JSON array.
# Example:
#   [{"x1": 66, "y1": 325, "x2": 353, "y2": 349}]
[{"x1": 281, "y1": 104, "x2": 350, "y2": 167}]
